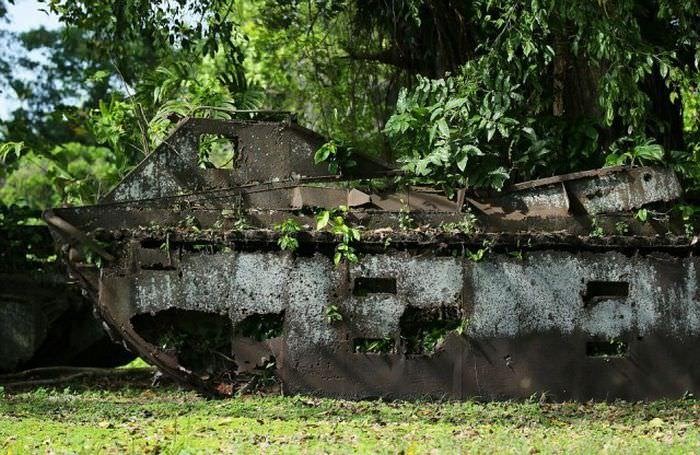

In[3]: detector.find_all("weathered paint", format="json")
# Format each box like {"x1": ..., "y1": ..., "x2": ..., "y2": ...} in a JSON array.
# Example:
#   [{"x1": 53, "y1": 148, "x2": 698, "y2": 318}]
[
  {"x1": 118, "y1": 245, "x2": 700, "y2": 399},
  {"x1": 131, "y1": 251, "x2": 700, "y2": 340},
  {"x1": 468, "y1": 251, "x2": 699, "y2": 338},
  {"x1": 567, "y1": 167, "x2": 682, "y2": 215}
]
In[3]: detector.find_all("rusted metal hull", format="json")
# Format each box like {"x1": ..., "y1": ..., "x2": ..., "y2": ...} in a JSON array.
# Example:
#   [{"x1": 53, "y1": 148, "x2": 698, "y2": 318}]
[
  {"x1": 43, "y1": 116, "x2": 698, "y2": 400},
  {"x1": 57, "y1": 232, "x2": 697, "y2": 400},
  {"x1": 282, "y1": 331, "x2": 699, "y2": 400}
]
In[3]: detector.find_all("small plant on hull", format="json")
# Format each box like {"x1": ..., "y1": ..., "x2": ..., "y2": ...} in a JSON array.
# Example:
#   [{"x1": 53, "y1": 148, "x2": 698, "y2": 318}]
[
  {"x1": 274, "y1": 218, "x2": 302, "y2": 252},
  {"x1": 400, "y1": 306, "x2": 463, "y2": 354},
  {"x1": 675, "y1": 204, "x2": 699, "y2": 238},
  {"x1": 507, "y1": 250, "x2": 524, "y2": 260},
  {"x1": 235, "y1": 312, "x2": 285, "y2": 342},
  {"x1": 615, "y1": 221, "x2": 629, "y2": 235},
  {"x1": 466, "y1": 248, "x2": 486, "y2": 262},
  {"x1": 217, "y1": 206, "x2": 250, "y2": 231},
  {"x1": 455, "y1": 318, "x2": 470, "y2": 336},
  {"x1": 313, "y1": 140, "x2": 357, "y2": 175},
  {"x1": 316, "y1": 206, "x2": 361, "y2": 266},
  {"x1": 80, "y1": 238, "x2": 113, "y2": 269},
  {"x1": 635, "y1": 208, "x2": 649, "y2": 222},
  {"x1": 179, "y1": 215, "x2": 201, "y2": 233},
  {"x1": 589, "y1": 217, "x2": 604, "y2": 238},
  {"x1": 465, "y1": 239, "x2": 493, "y2": 262},
  {"x1": 353, "y1": 337, "x2": 394, "y2": 354},
  {"x1": 325, "y1": 304, "x2": 343, "y2": 324},
  {"x1": 441, "y1": 209, "x2": 479, "y2": 234},
  {"x1": 398, "y1": 202, "x2": 415, "y2": 230}
]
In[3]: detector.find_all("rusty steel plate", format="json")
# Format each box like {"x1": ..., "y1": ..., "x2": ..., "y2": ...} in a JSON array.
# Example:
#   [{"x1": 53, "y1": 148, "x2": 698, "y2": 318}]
[{"x1": 43, "y1": 116, "x2": 697, "y2": 400}]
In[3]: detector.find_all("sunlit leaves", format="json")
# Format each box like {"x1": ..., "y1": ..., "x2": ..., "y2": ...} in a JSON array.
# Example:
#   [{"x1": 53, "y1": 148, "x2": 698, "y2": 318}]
[
  {"x1": 0, "y1": 141, "x2": 24, "y2": 163},
  {"x1": 0, "y1": 143, "x2": 121, "y2": 208},
  {"x1": 315, "y1": 206, "x2": 360, "y2": 266},
  {"x1": 605, "y1": 142, "x2": 665, "y2": 167},
  {"x1": 314, "y1": 141, "x2": 336, "y2": 165}
]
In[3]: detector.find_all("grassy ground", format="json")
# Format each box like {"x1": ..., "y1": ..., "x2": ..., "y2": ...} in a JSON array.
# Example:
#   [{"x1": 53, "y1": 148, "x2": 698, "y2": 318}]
[{"x1": 0, "y1": 374, "x2": 698, "y2": 454}]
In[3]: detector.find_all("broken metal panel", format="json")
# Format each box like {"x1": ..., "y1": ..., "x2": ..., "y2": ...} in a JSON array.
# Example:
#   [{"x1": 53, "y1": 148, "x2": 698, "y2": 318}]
[
  {"x1": 564, "y1": 166, "x2": 682, "y2": 215},
  {"x1": 370, "y1": 190, "x2": 461, "y2": 212},
  {"x1": 467, "y1": 183, "x2": 570, "y2": 220},
  {"x1": 469, "y1": 166, "x2": 682, "y2": 219},
  {"x1": 196, "y1": 119, "x2": 327, "y2": 184},
  {"x1": 102, "y1": 117, "x2": 392, "y2": 204}
]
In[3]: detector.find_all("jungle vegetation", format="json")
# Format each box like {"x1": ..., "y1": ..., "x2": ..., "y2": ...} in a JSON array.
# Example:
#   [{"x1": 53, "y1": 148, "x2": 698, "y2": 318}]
[{"x1": 0, "y1": 0, "x2": 698, "y2": 216}]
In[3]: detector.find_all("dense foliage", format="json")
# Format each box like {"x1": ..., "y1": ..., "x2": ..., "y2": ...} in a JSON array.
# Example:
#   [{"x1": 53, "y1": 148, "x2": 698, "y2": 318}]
[
  {"x1": 1, "y1": 0, "x2": 699, "y2": 211},
  {"x1": 384, "y1": 1, "x2": 699, "y2": 192}
]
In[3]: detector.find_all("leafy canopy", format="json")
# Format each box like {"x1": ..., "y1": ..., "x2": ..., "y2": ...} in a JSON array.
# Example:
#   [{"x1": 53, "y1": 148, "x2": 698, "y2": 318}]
[{"x1": 0, "y1": 0, "x2": 699, "y2": 213}]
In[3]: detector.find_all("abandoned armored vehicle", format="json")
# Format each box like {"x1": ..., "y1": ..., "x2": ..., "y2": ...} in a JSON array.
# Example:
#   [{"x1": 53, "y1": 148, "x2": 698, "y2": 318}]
[{"x1": 44, "y1": 115, "x2": 699, "y2": 400}]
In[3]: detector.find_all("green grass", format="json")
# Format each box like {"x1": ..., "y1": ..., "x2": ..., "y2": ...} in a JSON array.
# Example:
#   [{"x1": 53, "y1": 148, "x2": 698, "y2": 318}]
[{"x1": 0, "y1": 381, "x2": 698, "y2": 454}]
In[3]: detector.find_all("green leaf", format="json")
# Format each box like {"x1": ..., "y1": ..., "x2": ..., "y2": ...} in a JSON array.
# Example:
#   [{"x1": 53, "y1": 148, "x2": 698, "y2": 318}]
[
  {"x1": 457, "y1": 153, "x2": 468, "y2": 172},
  {"x1": 415, "y1": 159, "x2": 430, "y2": 176},
  {"x1": 436, "y1": 118, "x2": 450, "y2": 138},
  {"x1": 464, "y1": 144, "x2": 483, "y2": 156},
  {"x1": 314, "y1": 142, "x2": 335, "y2": 164},
  {"x1": 486, "y1": 127, "x2": 496, "y2": 142},
  {"x1": 0, "y1": 142, "x2": 25, "y2": 163},
  {"x1": 316, "y1": 211, "x2": 330, "y2": 230},
  {"x1": 635, "y1": 208, "x2": 648, "y2": 223},
  {"x1": 633, "y1": 144, "x2": 664, "y2": 163},
  {"x1": 429, "y1": 107, "x2": 444, "y2": 122},
  {"x1": 444, "y1": 97, "x2": 467, "y2": 111},
  {"x1": 522, "y1": 127, "x2": 536, "y2": 137},
  {"x1": 487, "y1": 167, "x2": 510, "y2": 190},
  {"x1": 88, "y1": 70, "x2": 111, "y2": 83}
]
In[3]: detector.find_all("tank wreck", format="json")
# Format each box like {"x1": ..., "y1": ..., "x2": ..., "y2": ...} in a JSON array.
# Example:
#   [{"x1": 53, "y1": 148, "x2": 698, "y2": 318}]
[{"x1": 44, "y1": 115, "x2": 699, "y2": 400}]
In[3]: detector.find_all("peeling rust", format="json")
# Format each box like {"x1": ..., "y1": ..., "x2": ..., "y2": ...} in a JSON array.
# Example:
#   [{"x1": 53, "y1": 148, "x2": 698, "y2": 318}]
[{"x1": 44, "y1": 115, "x2": 698, "y2": 400}]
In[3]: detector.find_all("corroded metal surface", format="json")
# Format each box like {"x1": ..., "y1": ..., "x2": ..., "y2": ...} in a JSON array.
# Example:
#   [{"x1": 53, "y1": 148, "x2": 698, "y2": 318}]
[{"x1": 44, "y1": 115, "x2": 698, "y2": 400}]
